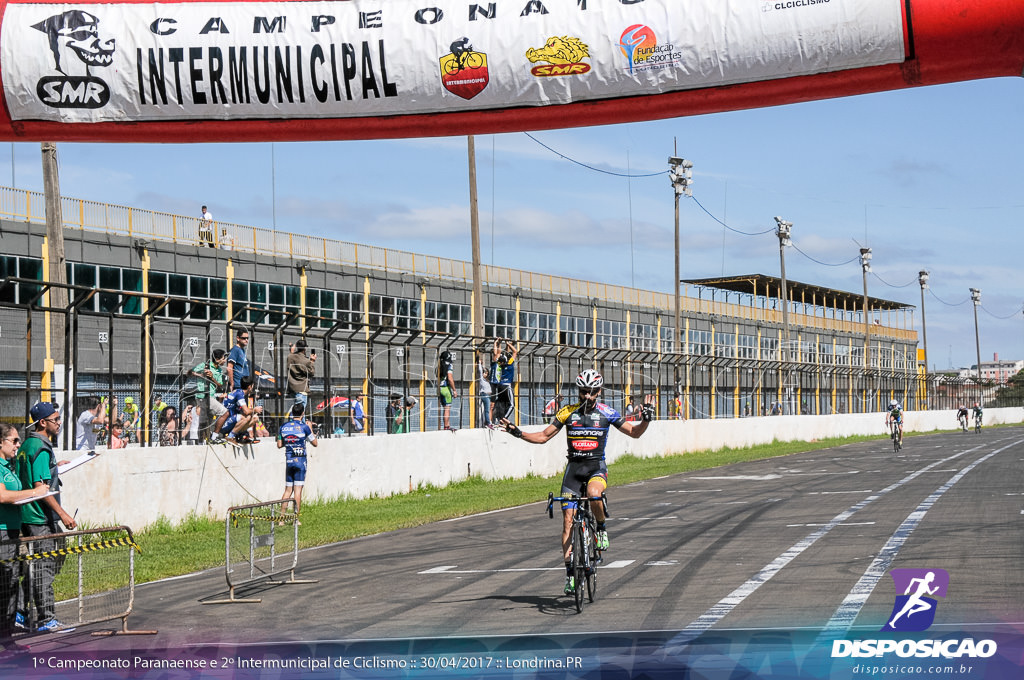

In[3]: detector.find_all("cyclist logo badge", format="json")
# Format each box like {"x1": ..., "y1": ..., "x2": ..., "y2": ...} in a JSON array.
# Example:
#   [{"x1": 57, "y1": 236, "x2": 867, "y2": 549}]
[
  {"x1": 881, "y1": 568, "x2": 949, "y2": 632},
  {"x1": 439, "y1": 37, "x2": 489, "y2": 100}
]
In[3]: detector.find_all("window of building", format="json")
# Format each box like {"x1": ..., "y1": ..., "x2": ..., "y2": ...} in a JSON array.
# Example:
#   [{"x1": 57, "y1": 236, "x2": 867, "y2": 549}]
[
  {"x1": 596, "y1": 319, "x2": 626, "y2": 349},
  {"x1": 661, "y1": 325, "x2": 676, "y2": 353},
  {"x1": 0, "y1": 255, "x2": 43, "y2": 304},
  {"x1": 689, "y1": 329, "x2": 711, "y2": 356},
  {"x1": 426, "y1": 301, "x2": 469, "y2": 335},
  {"x1": 715, "y1": 332, "x2": 736, "y2": 358},
  {"x1": 486, "y1": 308, "x2": 515, "y2": 339},
  {"x1": 560, "y1": 315, "x2": 592, "y2": 348},
  {"x1": 738, "y1": 334, "x2": 756, "y2": 360},
  {"x1": 760, "y1": 336, "x2": 778, "y2": 361},
  {"x1": 521, "y1": 311, "x2": 557, "y2": 344}
]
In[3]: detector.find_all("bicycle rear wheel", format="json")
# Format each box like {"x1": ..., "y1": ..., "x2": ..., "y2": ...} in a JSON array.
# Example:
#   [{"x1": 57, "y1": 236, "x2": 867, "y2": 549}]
[{"x1": 571, "y1": 522, "x2": 585, "y2": 613}]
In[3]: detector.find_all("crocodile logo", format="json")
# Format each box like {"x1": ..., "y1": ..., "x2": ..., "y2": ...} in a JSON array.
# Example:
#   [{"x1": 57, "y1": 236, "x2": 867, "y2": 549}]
[{"x1": 526, "y1": 36, "x2": 591, "y2": 77}]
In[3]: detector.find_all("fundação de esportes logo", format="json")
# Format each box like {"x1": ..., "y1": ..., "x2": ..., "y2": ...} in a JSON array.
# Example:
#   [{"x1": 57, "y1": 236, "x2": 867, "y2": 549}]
[
  {"x1": 32, "y1": 9, "x2": 115, "y2": 109},
  {"x1": 881, "y1": 568, "x2": 949, "y2": 632},
  {"x1": 617, "y1": 25, "x2": 680, "y2": 75}
]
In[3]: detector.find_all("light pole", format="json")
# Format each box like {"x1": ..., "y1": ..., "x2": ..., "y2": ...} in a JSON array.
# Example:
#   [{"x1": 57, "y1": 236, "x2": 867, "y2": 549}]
[
  {"x1": 860, "y1": 247, "x2": 872, "y2": 410},
  {"x1": 970, "y1": 288, "x2": 981, "y2": 383},
  {"x1": 668, "y1": 155, "x2": 693, "y2": 355},
  {"x1": 775, "y1": 217, "x2": 792, "y2": 413},
  {"x1": 918, "y1": 270, "x2": 929, "y2": 408}
]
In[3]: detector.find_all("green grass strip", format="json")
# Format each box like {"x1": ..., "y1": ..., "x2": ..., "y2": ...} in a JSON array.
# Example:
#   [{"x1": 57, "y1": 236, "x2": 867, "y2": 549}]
[{"x1": 130, "y1": 432, "x2": 887, "y2": 585}]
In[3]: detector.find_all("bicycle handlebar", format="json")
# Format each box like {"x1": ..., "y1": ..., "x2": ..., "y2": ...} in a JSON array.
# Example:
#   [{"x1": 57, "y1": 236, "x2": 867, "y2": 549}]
[{"x1": 546, "y1": 491, "x2": 610, "y2": 518}]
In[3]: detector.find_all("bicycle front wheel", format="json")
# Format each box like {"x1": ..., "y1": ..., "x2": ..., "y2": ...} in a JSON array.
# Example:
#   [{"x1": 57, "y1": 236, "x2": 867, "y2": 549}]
[
  {"x1": 585, "y1": 518, "x2": 598, "y2": 603},
  {"x1": 571, "y1": 522, "x2": 585, "y2": 613}
]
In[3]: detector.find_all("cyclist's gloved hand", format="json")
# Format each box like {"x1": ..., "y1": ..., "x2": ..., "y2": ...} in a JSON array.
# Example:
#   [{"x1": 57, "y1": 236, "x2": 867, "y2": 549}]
[
  {"x1": 503, "y1": 421, "x2": 524, "y2": 439},
  {"x1": 641, "y1": 404, "x2": 655, "y2": 422}
]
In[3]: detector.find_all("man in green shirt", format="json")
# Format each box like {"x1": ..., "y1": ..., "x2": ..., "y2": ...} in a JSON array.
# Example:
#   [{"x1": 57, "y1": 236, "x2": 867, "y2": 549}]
[
  {"x1": 17, "y1": 402, "x2": 77, "y2": 634},
  {"x1": 189, "y1": 349, "x2": 228, "y2": 437}
]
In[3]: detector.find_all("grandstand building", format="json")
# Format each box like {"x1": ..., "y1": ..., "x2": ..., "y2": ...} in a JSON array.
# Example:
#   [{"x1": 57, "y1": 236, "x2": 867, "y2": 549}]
[{"x1": 0, "y1": 187, "x2": 922, "y2": 440}]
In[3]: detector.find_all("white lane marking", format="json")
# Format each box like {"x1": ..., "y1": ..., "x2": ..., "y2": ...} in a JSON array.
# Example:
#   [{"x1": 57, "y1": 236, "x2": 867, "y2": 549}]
[
  {"x1": 439, "y1": 501, "x2": 543, "y2": 522},
  {"x1": 418, "y1": 560, "x2": 635, "y2": 575},
  {"x1": 692, "y1": 475, "x2": 782, "y2": 481},
  {"x1": 808, "y1": 490, "x2": 874, "y2": 495},
  {"x1": 667, "y1": 489, "x2": 723, "y2": 494},
  {"x1": 615, "y1": 517, "x2": 678, "y2": 521},
  {"x1": 668, "y1": 440, "x2": 996, "y2": 641},
  {"x1": 646, "y1": 560, "x2": 678, "y2": 566},
  {"x1": 786, "y1": 522, "x2": 876, "y2": 528},
  {"x1": 819, "y1": 440, "x2": 1022, "y2": 638}
]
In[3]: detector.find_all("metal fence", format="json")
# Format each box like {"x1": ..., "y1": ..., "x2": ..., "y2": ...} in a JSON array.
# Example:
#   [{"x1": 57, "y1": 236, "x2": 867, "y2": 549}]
[
  {"x1": 203, "y1": 499, "x2": 315, "y2": 605},
  {"x1": 0, "y1": 278, "x2": 1005, "y2": 449},
  {"x1": 2, "y1": 525, "x2": 155, "y2": 636}
]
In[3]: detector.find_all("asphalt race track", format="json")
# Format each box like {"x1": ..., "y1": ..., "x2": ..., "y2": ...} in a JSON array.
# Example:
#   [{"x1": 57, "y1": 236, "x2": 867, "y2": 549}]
[{"x1": 13, "y1": 426, "x2": 1024, "y2": 677}]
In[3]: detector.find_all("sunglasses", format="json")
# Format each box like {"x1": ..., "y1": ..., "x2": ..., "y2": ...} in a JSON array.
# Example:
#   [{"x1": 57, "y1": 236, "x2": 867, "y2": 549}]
[
  {"x1": 3, "y1": 437, "x2": 19, "y2": 444},
  {"x1": 44, "y1": 415, "x2": 62, "y2": 423},
  {"x1": 578, "y1": 388, "x2": 600, "y2": 396}
]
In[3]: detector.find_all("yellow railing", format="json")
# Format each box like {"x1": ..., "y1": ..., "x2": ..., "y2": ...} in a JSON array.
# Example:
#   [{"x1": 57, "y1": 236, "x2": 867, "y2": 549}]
[{"x1": 0, "y1": 185, "x2": 914, "y2": 341}]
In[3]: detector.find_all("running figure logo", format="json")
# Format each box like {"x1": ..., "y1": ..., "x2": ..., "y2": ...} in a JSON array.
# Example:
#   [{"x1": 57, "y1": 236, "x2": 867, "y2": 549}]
[{"x1": 881, "y1": 568, "x2": 949, "y2": 632}]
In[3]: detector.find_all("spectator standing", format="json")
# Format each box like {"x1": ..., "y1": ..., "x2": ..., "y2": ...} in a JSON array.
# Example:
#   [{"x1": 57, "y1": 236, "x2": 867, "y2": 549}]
[
  {"x1": 277, "y1": 403, "x2": 317, "y2": 518},
  {"x1": 0, "y1": 423, "x2": 46, "y2": 655},
  {"x1": 219, "y1": 225, "x2": 234, "y2": 250},
  {"x1": 199, "y1": 205, "x2": 215, "y2": 247},
  {"x1": 477, "y1": 357, "x2": 492, "y2": 428},
  {"x1": 158, "y1": 406, "x2": 180, "y2": 447},
  {"x1": 225, "y1": 330, "x2": 251, "y2": 390},
  {"x1": 182, "y1": 404, "x2": 201, "y2": 445},
  {"x1": 385, "y1": 394, "x2": 402, "y2": 434},
  {"x1": 75, "y1": 396, "x2": 109, "y2": 451},
  {"x1": 189, "y1": 348, "x2": 228, "y2": 437},
  {"x1": 490, "y1": 338, "x2": 518, "y2": 421},
  {"x1": 543, "y1": 394, "x2": 564, "y2": 418},
  {"x1": 287, "y1": 340, "x2": 316, "y2": 408},
  {"x1": 438, "y1": 350, "x2": 457, "y2": 431},
  {"x1": 349, "y1": 393, "x2": 366, "y2": 434},
  {"x1": 624, "y1": 396, "x2": 640, "y2": 422},
  {"x1": 16, "y1": 402, "x2": 78, "y2": 633}
]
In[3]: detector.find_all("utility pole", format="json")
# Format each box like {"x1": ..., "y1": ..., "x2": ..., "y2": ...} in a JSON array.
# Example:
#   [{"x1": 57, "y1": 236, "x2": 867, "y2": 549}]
[
  {"x1": 860, "y1": 247, "x2": 872, "y2": 410},
  {"x1": 468, "y1": 136, "x2": 484, "y2": 340},
  {"x1": 918, "y1": 270, "x2": 929, "y2": 407},
  {"x1": 970, "y1": 288, "x2": 982, "y2": 382},
  {"x1": 775, "y1": 217, "x2": 792, "y2": 413},
  {"x1": 668, "y1": 153, "x2": 693, "y2": 354},
  {"x1": 41, "y1": 142, "x2": 69, "y2": 416}
]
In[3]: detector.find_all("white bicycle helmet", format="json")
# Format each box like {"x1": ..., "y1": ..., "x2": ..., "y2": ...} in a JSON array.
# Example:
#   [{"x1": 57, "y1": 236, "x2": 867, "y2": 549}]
[
  {"x1": 889, "y1": 399, "x2": 898, "y2": 408},
  {"x1": 575, "y1": 369, "x2": 604, "y2": 390}
]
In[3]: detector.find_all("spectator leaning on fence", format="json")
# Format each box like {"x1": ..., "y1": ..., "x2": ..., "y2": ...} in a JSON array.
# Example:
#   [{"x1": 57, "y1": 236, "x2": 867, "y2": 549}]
[
  {"x1": 226, "y1": 330, "x2": 251, "y2": 390},
  {"x1": 0, "y1": 422, "x2": 48, "y2": 655},
  {"x1": 17, "y1": 402, "x2": 78, "y2": 634},
  {"x1": 287, "y1": 340, "x2": 316, "y2": 409},
  {"x1": 189, "y1": 348, "x2": 228, "y2": 435}
]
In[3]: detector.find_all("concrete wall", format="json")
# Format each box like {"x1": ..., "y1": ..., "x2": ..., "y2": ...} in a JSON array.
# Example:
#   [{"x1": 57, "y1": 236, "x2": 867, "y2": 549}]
[{"x1": 60, "y1": 408, "x2": 1024, "y2": 530}]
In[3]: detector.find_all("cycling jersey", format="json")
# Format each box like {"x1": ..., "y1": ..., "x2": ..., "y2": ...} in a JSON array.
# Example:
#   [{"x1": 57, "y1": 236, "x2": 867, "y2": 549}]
[
  {"x1": 888, "y1": 407, "x2": 903, "y2": 423},
  {"x1": 973, "y1": 407, "x2": 983, "y2": 418},
  {"x1": 278, "y1": 419, "x2": 313, "y2": 458},
  {"x1": 550, "y1": 401, "x2": 625, "y2": 462},
  {"x1": 957, "y1": 408, "x2": 969, "y2": 420},
  {"x1": 223, "y1": 388, "x2": 246, "y2": 416}
]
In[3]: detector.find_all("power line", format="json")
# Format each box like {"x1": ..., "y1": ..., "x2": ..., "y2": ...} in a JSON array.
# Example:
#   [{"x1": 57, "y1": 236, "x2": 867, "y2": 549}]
[
  {"x1": 927, "y1": 288, "x2": 970, "y2": 307},
  {"x1": 790, "y1": 242, "x2": 860, "y2": 267},
  {"x1": 690, "y1": 195, "x2": 775, "y2": 236},
  {"x1": 870, "y1": 271, "x2": 918, "y2": 288},
  {"x1": 523, "y1": 132, "x2": 665, "y2": 178},
  {"x1": 980, "y1": 303, "x2": 1024, "y2": 320}
]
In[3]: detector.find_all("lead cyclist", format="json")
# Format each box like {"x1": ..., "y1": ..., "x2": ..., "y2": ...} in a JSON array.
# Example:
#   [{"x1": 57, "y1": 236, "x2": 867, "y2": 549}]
[{"x1": 501, "y1": 369, "x2": 655, "y2": 594}]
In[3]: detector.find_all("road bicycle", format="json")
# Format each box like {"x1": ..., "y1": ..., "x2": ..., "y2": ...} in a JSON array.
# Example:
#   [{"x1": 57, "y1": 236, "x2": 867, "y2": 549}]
[
  {"x1": 974, "y1": 413, "x2": 982, "y2": 434},
  {"x1": 958, "y1": 414, "x2": 968, "y2": 432},
  {"x1": 547, "y1": 488, "x2": 606, "y2": 613},
  {"x1": 889, "y1": 419, "x2": 902, "y2": 453}
]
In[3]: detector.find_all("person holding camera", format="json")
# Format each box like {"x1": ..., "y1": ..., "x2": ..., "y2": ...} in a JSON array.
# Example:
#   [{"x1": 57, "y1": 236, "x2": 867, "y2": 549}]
[{"x1": 287, "y1": 340, "x2": 316, "y2": 410}]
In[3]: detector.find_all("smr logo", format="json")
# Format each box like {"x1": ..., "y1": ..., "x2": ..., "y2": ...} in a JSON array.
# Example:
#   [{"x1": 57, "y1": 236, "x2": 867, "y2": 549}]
[
  {"x1": 32, "y1": 10, "x2": 114, "y2": 109},
  {"x1": 881, "y1": 568, "x2": 949, "y2": 632}
]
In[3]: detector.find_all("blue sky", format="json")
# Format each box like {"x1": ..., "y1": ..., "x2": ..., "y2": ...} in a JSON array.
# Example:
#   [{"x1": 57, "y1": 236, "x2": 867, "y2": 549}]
[{"x1": 8, "y1": 75, "x2": 1023, "y2": 371}]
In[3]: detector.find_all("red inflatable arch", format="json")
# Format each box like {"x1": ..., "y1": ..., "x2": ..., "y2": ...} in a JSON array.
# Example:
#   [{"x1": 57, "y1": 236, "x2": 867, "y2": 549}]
[{"x1": 0, "y1": 0, "x2": 1020, "y2": 142}]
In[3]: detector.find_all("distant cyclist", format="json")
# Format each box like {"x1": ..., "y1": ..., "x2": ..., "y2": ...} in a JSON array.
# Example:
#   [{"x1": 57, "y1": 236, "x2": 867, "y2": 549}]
[
  {"x1": 500, "y1": 369, "x2": 655, "y2": 595},
  {"x1": 972, "y1": 402, "x2": 983, "y2": 429},
  {"x1": 885, "y1": 399, "x2": 903, "y2": 449},
  {"x1": 956, "y1": 404, "x2": 969, "y2": 432}
]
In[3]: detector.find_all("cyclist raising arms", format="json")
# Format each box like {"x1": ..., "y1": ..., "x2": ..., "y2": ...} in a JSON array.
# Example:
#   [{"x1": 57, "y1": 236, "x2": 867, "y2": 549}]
[
  {"x1": 956, "y1": 404, "x2": 969, "y2": 432},
  {"x1": 885, "y1": 399, "x2": 903, "y2": 449},
  {"x1": 501, "y1": 369, "x2": 655, "y2": 595}
]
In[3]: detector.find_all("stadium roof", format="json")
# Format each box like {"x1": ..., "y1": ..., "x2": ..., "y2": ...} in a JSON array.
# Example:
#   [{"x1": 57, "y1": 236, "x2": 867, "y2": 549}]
[{"x1": 682, "y1": 274, "x2": 914, "y2": 312}]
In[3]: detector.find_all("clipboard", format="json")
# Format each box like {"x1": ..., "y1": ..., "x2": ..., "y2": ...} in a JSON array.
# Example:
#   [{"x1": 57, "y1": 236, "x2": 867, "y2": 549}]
[
  {"x1": 14, "y1": 490, "x2": 56, "y2": 505},
  {"x1": 57, "y1": 450, "x2": 99, "y2": 475}
]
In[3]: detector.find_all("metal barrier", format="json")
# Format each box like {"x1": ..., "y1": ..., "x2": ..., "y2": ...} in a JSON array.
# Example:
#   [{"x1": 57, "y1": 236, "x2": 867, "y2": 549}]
[
  {"x1": 0, "y1": 525, "x2": 156, "y2": 636},
  {"x1": 204, "y1": 499, "x2": 317, "y2": 604}
]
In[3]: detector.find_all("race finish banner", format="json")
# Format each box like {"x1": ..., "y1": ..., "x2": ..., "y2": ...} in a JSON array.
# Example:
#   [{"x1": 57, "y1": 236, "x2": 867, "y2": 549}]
[{"x1": 0, "y1": 0, "x2": 1019, "y2": 141}]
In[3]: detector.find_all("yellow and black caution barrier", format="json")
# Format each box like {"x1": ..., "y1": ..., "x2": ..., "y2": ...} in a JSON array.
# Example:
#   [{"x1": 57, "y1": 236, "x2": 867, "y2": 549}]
[{"x1": 5, "y1": 525, "x2": 157, "y2": 636}]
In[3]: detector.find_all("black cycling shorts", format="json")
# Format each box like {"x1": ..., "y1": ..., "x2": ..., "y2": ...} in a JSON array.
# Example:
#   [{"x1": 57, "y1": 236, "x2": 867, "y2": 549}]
[{"x1": 560, "y1": 458, "x2": 608, "y2": 507}]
